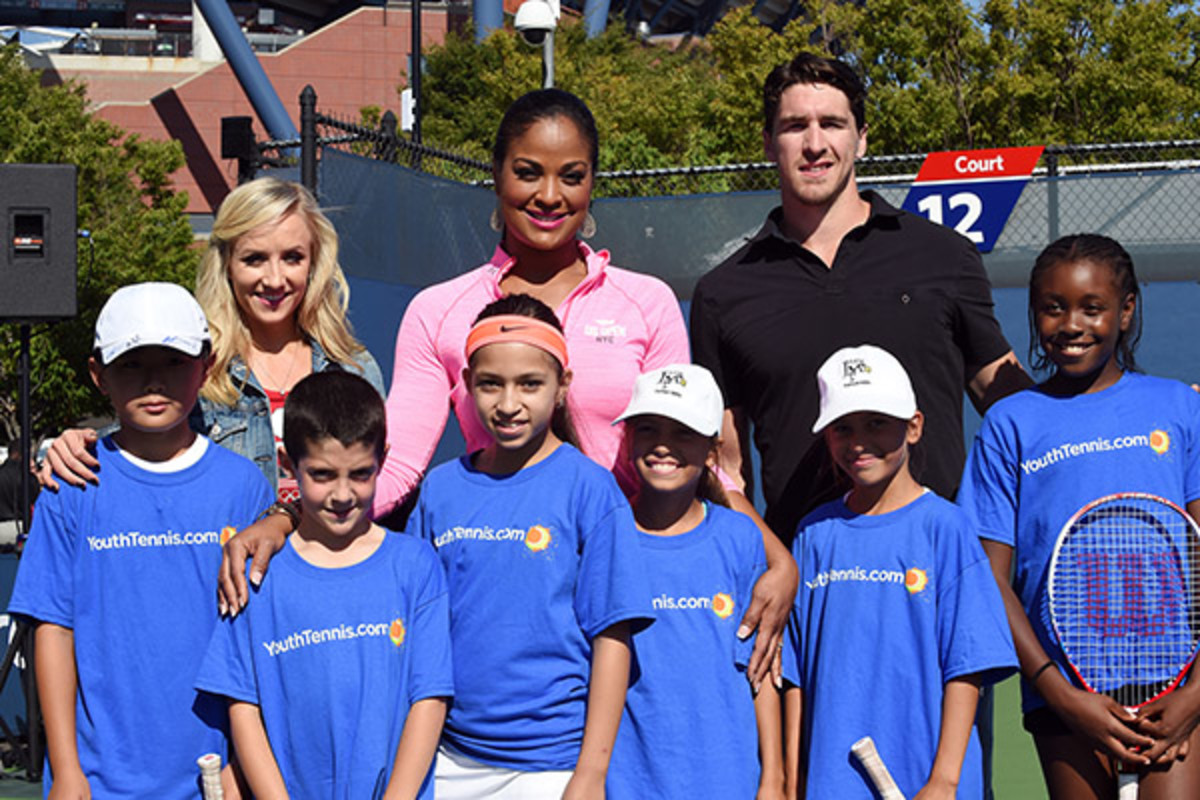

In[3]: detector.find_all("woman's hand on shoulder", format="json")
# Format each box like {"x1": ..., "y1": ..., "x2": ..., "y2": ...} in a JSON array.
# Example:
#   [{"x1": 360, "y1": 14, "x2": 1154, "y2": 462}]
[
  {"x1": 218, "y1": 511, "x2": 293, "y2": 616},
  {"x1": 742, "y1": 556, "x2": 798, "y2": 691},
  {"x1": 38, "y1": 428, "x2": 100, "y2": 491}
]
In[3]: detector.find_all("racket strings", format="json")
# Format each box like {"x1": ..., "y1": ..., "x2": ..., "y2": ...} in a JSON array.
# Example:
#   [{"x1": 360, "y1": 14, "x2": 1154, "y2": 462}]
[{"x1": 1049, "y1": 497, "x2": 1200, "y2": 709}]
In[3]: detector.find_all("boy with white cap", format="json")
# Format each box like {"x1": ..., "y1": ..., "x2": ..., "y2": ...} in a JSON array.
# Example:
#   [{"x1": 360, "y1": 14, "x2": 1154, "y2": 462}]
[
  {"x1": 9, "y1": 282, "x2": 272, "y2": 798},
  {"x1": 606, "y1": 363, "x2": 785, "y2": 800},
  {"x1": 782, "y1": 344, "x2": 1015, "y2": 800}
]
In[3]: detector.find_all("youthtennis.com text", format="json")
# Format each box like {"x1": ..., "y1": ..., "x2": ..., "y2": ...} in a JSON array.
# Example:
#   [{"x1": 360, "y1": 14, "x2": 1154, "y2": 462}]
[
  {"x1": 805, "y1": 567, "x2": 905, "y2": 590},
  {"x1": 262, "y1": 622, "x2": 393, "y2": 657},
  {"x1": 86, "y1": 529, "x2": 220, "y2": 551},
  {"x1": 1020, "y1": 434, "x2": 1151, "y2": 475}
]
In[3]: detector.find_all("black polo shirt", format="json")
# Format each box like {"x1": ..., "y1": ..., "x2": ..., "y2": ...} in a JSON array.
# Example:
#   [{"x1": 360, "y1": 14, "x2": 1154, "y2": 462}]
[{"x1": 690, "y1": 191, "x2": 1012, "y2": 542}]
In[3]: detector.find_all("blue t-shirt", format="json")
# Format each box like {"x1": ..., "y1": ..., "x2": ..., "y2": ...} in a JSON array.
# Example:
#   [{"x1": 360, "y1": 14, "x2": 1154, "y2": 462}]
[
  {"x1": 608, "y1": 502, "x2": 765, "y2": 800},
  {"x1": 9, "y1": 437, "x2": 272, "y2": 799},
  {"x1": 784, "y1": 492, "x2": 1016, "y2": 800},
  {"x1": 405, "y1": 443, "x2": 652, "y2": 770},
  {"x1": 958, "y1": 372, "x2": 1200, "y2": 712},
  {"x1": 195, "y1": 532, "x2": 453, "y2": 799}
]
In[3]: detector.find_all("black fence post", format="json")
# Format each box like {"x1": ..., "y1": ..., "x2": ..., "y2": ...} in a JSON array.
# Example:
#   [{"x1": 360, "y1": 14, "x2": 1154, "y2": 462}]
[
  {"x1": 377, "y1": 111, "x2": 398, "y2": 162},
  {"x1": 1045, "y1": 148, "x2": 1059, "y2": 243},
  {"x1": 301, "y1": 85, "x2": 317, "y2": 194}
]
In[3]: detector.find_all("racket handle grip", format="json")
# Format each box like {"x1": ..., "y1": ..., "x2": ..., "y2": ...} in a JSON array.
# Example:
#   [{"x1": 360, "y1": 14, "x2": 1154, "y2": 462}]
[
  {"x1": 197, "y1": 753, "x2": 225, "y2": 800},
  {"x1": 850, "y1": 736, "x2": 906, "y2": 800},
  {"x1": 1117, "y1": 771, "x2": 1139, "y2": 800}
]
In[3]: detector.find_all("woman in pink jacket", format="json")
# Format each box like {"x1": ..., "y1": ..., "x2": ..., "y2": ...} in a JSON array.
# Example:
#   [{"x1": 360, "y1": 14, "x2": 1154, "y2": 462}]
[{"x1": 225, "y1": 89, "x2": 796, "y2": 683}]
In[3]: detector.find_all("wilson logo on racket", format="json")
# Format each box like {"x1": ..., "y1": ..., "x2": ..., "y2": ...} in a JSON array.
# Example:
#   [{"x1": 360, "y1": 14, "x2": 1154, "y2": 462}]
[
  {"x1": 389, "y1": 618, "x2": 406, "y2": 647},
  {"x1": 904, "y1": 568, "x2": 928, "y2": 595},
  {"x1": 1150, "y1": 429, "x2": 1170, "y2": 455},
  {"x1": 712, "y1": 592, "x2": 735, "y2": 619},
  {"x1": 1049, "y1": 492, "x2": 1200, "y2": 714},
  {"x1": 525, "y1": 525, "x2": 552, "y2": 552}
]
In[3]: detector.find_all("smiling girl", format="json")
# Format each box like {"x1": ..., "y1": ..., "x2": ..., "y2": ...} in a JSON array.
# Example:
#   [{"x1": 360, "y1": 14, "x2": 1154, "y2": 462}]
[
  {"x1": 405, "y1": 294, "x2": 651, "y2": 799},
  {"x1": 41, "y1": 178, "x2": 385, "y2": 499},
  {"x1": 606, "y1": 364, "x2": 784, "y2": 800},
  {"x1": 959, "y1": 234, "x2": 1200, "y2": 799}
]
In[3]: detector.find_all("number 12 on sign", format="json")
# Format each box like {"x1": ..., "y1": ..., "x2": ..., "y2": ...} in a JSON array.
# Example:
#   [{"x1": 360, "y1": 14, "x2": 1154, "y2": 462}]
[{"x1": 900, "y1": 146, "x2": 1044, "y2": 253}]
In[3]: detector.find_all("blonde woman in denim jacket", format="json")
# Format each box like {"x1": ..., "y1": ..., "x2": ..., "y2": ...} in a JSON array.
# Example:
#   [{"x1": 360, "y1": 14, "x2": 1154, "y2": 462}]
[{"x1": 41, "y1": 178, "x2": 383, "y2": 497}]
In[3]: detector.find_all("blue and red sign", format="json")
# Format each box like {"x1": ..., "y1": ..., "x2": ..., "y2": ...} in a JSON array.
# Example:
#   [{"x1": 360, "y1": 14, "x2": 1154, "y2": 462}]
[{"x1": 900, "y1": 146, "x2": 1044, "y2": 252}]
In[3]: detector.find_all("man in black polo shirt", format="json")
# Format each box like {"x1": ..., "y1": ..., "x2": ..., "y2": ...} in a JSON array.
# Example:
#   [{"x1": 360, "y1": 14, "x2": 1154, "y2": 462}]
[{"x1": 691, "y1": 53, "x2": 1029, "y2": 545}]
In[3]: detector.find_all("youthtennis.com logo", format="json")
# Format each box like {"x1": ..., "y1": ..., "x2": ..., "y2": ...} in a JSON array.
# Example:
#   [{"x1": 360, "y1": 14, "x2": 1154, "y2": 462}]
[
  {"x1": 434, "y1": 523, "x2": 553, "y2": 553},
  {"x1": 1019, "y1": 430, "x2": 1169, "y2": 475},
  {"x1": 86, "y1": 528, "x2": 224, "y2": 551},
  {"x1": 805, "y1": 566, "x2": 907, "y2": 590},
  {"x1": 651, "y1": 591, "x2": 736, "y2": 618},
  {"x1": 261, "y1": 617, "x2": 405, "y2": 657}
]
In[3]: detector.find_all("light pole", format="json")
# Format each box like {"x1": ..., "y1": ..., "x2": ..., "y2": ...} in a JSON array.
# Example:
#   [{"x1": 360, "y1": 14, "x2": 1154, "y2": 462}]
[{"x1": 514, "y1": 0, "x2": 561, "y2": 88}]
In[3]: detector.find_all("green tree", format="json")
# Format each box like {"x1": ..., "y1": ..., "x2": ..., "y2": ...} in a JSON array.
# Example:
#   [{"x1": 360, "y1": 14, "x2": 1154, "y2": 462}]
[
  {"x1": 0, "y1": 44, "x2": 197, "y2": 442},
  {"x1": 414, "y1": 0, "x2": 1200, "y2": 169}
]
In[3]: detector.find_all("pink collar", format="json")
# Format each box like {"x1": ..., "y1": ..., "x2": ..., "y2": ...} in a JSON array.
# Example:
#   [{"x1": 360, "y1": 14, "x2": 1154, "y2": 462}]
[{"x1": 484, "y1": 241, "x2": 612, "y2": 300}]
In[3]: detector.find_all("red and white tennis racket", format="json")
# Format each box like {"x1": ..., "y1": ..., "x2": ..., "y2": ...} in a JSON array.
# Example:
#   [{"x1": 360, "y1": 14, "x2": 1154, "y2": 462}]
[
  {"x1": 197, "y1": 753, "x2": 224, "y2": 800},
  {"x1": 1047, "y1": 492, "x2": 1200, "y2": 799},
  {"x1": 850, "y1": 736, "x2": 905, "y2": 800}
]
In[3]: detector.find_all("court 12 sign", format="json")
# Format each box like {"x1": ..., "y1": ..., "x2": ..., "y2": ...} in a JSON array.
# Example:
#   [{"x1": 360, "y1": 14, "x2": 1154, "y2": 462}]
[{"x1": 900, "y1": 146, "x2": 1044, "y2": 252}]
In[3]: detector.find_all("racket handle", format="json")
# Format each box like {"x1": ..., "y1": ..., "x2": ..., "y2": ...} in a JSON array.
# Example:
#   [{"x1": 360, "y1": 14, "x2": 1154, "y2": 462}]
[
  {"x1": 1117, "y1": 771, "x2": 1139, "y2": 800},
  {"x1": 197, "y1": 753, "x2": 225, "y2": 800},
  {"x1": 850, "y1": 736, "x2": 906, "y2": 800}
]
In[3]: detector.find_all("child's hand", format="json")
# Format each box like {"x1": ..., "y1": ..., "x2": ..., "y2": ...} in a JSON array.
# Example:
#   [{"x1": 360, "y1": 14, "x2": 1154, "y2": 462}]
[
  {"x1": 1048, "y1": 684, "x2": 1154, "y2": 765},
  {"x1": 47, "y1": 767, "x2": 91, "y2": 799},
  {"x1": 561, "y1": 769, "x2": 605, "y2": 800},
  {"x1": 1133, "y1": 683, "x2": 1200, "y2": 763},
  {"x1": 913, "y1": 775, "x2": 956, "y2": 800}
]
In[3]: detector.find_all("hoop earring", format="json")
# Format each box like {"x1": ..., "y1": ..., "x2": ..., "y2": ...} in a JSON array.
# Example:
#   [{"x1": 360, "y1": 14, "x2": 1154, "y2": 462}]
[
  {"x1": 580, "y1": 212, "x2": 596, "y2": 239},
  {"x1": 489, "y1": 206, "x2": 503, "y2": 233}
]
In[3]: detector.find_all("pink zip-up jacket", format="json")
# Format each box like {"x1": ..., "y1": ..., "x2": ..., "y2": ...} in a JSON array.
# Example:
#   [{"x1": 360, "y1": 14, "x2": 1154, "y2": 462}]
[{"x1": 374, "y1": 243, "x2": 690, "y2": 516}]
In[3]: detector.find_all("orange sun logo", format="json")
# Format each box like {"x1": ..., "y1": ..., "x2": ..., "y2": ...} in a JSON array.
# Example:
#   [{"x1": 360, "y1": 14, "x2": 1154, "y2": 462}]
[
  {"x1": 905, "y1": 568, "x2": 928, "y2": 595},
  {"x1": 525, "y1": 525, "x2": 552, "y2": 552},
  {"x1": 389, "y1": 618, "x2": 406, "y2": 647},
  {"x1": 1150, "y1": 430, "x2": 1171, "y2": 455},
  {"x1": 220, "y1": 526, "x2": 236, "y2": 546},
  {"x1": 712, "y1": 592, "x2": 735, "y2": 619}
]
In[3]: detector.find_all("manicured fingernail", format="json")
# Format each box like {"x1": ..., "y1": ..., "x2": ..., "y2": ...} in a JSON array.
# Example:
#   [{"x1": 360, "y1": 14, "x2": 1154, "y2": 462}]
[
  {"x1": 736, "y1": 625, "x2": 751, "y2": 639},
  {"x1": 218, "y1": 600, "x2": 227, "y2": 616},
  {"x1": 250, "y1": 570, "x2": 262, "y2": 586},
  {"x1": 775, "y1": 673, "x2": 783, "y2": 689}
]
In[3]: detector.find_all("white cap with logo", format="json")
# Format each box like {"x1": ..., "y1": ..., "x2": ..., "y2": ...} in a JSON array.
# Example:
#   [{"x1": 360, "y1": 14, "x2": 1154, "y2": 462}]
[
  {"x1": 94, "y1": 282, "x2": 211, "y2": 365},
  {"x1": 812, "y1": 344, "x2": 917, "y2": 433},
  {"x1": 614, "y1": 363, "x2": 725, "y2": 437}
]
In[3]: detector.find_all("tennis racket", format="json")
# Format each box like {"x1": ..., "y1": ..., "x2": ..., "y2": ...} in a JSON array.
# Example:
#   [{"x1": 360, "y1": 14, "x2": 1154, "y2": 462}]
[
  {"x1": 1047, "y1": 493, "x2": 1200, "y2": 799},
  {"x1": 850, "y1": 736, "x2": 905, "y2": 800},
  {"x1": 197, "y1": 753, "x2": 224, "y2": 800}
]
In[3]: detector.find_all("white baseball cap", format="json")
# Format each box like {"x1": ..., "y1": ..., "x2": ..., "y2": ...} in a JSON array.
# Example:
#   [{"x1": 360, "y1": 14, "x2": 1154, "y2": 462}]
[
  {"x1": 94, "y1": 282, "x2": 211, "y2": 365},
  {"x1": 812, "y1": 345, "x2": 917, "y2": 433},
  {"x1": 614, "y1": 363, "x2": 725, "y2": 437}
]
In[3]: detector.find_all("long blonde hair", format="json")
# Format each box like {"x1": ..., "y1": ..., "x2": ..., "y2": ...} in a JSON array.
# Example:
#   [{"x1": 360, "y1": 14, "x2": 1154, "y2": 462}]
[{"x1": 195, "y1": 177, "x2": 365, "y2": 405}]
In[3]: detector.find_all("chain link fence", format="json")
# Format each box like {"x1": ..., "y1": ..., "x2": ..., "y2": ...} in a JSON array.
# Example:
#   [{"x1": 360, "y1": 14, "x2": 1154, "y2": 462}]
[{"x1": 239, "y1": 86, "x2": 1200, "y2": 293}]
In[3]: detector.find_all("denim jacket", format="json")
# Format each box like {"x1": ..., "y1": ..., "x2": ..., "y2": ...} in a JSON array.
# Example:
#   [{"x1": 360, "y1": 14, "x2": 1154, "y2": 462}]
[{"x1": 190, "y1": 340, "x2": 385, "y2": 491}]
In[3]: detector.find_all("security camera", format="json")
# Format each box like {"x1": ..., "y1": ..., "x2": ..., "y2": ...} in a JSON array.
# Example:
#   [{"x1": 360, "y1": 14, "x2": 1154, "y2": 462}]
[{"x1": 514, "y1": 0, "x2": 557, "y2": 46}]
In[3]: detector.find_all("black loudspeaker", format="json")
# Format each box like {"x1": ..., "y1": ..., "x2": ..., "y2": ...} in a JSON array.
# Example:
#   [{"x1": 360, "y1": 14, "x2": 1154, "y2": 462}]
[{"x1": 0, "y1": 164, "x2": 77, "y2": 321}]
